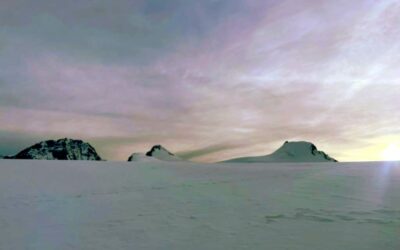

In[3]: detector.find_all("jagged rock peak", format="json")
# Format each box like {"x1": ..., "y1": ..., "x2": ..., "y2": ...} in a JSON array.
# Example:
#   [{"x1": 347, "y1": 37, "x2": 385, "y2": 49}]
[
  {"x1": 146, "y1": 145, "x2": 175, "y2": 157},
  {"x1": 142, "y1": 145, "x2": 183, "y2": 161},
  {"x1": 5, "y1": 138, "x2": 102, "y2": 160}
]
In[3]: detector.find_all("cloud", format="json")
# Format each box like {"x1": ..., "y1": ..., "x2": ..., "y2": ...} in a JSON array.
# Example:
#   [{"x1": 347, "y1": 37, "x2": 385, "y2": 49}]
[
  {"x1": 1, "y1": 0, "x2": 400, "y2": 161},
  {"x1": 0, "y1": 0, "x2": 267, "y2": 64},
  {"x1": 0, "y1": 130, "x2": 46, "y2": 157}
]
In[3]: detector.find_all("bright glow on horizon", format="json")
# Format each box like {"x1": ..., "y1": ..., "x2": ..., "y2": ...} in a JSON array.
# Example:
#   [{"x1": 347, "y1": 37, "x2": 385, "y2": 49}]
[{"x1": 381, "y1": 144, "x2": 400, "y2": 161}]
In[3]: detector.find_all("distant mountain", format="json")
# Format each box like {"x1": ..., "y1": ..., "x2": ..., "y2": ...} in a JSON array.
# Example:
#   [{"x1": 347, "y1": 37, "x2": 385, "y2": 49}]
[
  {"x1": 4, "y1": 138, "x2": 102, "y2": 160},
  {"x1": 223, "y1": 141, "x2": 337, "y2": 163},
  {"x1": 128, "y1": 145, "x2": 183, "y2": 162}
]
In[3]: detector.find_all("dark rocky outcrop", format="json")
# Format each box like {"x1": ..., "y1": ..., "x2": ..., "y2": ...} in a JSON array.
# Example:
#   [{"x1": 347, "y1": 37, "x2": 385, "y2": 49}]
[{"x1": 5, "y1": 138, "x2": 102, "y2": 160}]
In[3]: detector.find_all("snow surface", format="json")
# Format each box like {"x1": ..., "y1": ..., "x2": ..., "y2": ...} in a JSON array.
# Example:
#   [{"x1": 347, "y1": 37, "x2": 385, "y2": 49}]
[
  {"x1": 0, "y1": 159, "x2": 399, "y2": 249},
  {"x1": 224, "y1": 141, "x2": 337, "y2": 163}
]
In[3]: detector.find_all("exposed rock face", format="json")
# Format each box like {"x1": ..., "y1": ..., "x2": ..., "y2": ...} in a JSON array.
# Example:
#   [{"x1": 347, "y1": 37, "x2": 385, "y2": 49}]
[
  {"x1": 224, "y1": 141, "x2": 337, "y2": 163},
  {"x1": 5, "y1": 138, "x2": 102, "y2": 160}
]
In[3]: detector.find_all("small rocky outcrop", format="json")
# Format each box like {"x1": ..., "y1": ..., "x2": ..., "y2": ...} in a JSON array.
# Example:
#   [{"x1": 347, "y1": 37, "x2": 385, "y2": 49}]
[{"x1": 128, "y1": 145, "x2": 183, "y2": 162}]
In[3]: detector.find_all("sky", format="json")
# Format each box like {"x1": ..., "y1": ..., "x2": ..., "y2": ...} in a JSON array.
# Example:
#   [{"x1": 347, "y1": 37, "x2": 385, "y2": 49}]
[{"x1": 1, "y1": 0, "x2": 400, "y2": 162}]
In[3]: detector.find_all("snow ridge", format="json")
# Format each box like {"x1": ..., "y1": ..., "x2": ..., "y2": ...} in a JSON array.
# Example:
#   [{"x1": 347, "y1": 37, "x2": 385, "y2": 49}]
[
  {"x1": 127, "y1": 153, "x2": 159, "y2": 162},
  {"x1": 224, "y1": 141, "x2": 337, "y2": 163}
]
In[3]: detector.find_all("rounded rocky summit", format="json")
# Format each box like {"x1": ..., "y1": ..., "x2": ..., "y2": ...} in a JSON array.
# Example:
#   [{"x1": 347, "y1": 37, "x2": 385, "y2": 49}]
[{"x1": 5, "y1": 138, "x2": 102, "y2": 160}]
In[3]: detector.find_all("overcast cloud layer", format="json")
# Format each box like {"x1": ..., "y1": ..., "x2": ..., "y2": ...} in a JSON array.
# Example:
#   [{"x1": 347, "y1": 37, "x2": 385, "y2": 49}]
[{"x1": 1, "y1": 0, "x2": 400, "y2": 162}]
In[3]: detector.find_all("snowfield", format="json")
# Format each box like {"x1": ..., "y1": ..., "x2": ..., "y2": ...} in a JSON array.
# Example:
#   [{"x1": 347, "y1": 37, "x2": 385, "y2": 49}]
[{"x1": 0, "y1": 160, "x2": 399, "y2": 250}]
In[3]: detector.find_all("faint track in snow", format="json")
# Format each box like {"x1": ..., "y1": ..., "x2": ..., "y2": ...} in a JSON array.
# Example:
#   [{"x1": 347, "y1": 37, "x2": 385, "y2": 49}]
[{"x1": 264, "y1": 208, "x2": 400, "y2": 225}]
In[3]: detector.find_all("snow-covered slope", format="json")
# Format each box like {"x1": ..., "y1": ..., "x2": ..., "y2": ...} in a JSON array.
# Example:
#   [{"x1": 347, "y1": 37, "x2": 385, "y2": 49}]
[
  {"x1": 127, "y1": 153, "x2": 158, "y2": 162},
  {"x1": 4, "y1": 138, "x2": 102, "y2": 160},
  {"x1": 144, "y1": 145, "x2": 183, "y2": 161},
  {"x1": 0, "y1": 159, "x2": 399, "y2": 250},
  {"x1": 224, "y1": 141, "x2": 337, "y2": 163}
]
